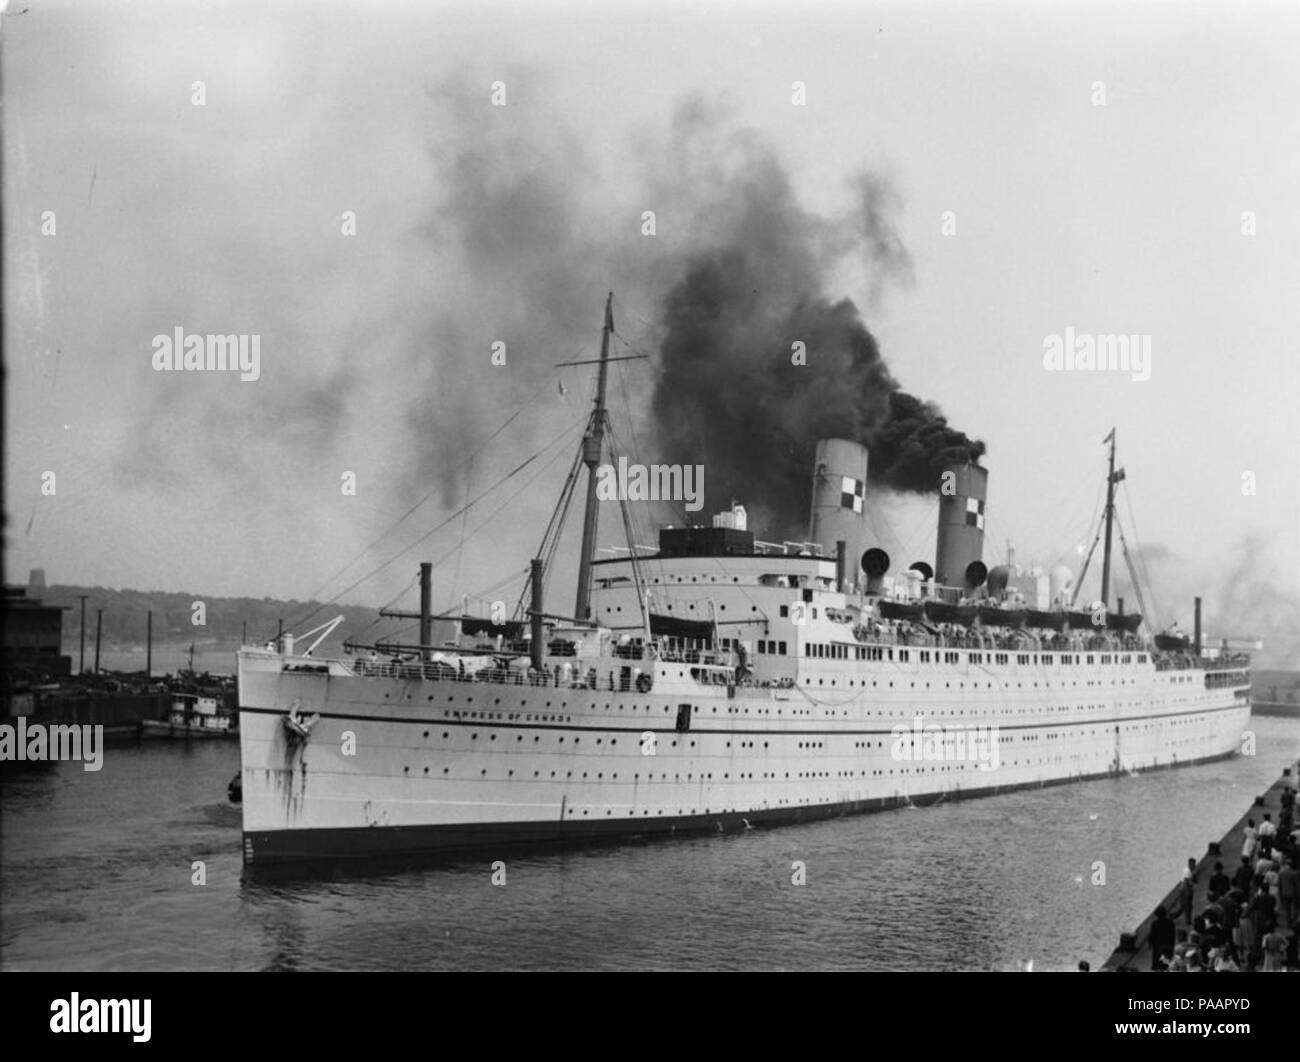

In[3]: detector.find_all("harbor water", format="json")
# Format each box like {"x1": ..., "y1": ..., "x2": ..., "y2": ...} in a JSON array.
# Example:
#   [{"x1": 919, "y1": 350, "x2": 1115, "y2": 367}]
[{"x1": 2, "y1": 716, "x2": 1296, "y2": 972}]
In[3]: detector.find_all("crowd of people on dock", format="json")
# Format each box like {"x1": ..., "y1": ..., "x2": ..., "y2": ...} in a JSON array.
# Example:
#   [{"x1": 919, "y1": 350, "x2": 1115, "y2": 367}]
[{"x1": 1148, "y1": 781, "x2": 1300, "y2": 971}]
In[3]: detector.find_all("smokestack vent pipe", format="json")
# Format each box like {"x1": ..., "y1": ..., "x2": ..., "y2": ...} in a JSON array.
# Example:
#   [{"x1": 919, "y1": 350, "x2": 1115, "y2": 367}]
[
  {"x1": 419, "y1": 563, "x2": 433, "y2": 661},
  {"x1": 530, "y1": 559, "x2": 545, "y2": 671},
  {"x1": 835, "y1": 541, "x2": 847, "y2": 593},
  {"x1": 1194, "y1": 596, "x2": 1202, "y2": 656}
]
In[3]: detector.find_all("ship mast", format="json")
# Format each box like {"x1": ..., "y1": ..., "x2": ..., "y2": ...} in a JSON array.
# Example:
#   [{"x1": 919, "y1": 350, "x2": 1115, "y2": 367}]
[
  {"x1": 1100, "y1": 427, "x2": 1120, "y2": 607},
  {"x1": 574, "y1": 292, "x2": 614, "y2": 621}
]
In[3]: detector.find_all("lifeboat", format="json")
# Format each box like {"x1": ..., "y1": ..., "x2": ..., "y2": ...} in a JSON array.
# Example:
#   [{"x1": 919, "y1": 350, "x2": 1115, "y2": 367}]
[
  {"x1": 923, "y1": 601, "x2": 977, "y2": 625},
  {"x1": 878, "y1": 600, "x2": 924, "y2": 622},
  {"x1": 1025, "y1": 609, "x2": 1066, "y2": 631}
]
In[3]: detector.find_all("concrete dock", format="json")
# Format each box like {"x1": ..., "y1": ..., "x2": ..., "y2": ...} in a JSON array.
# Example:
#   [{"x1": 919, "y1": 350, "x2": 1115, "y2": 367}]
[{"x1": 1103, "y1": 756, "x2": 1298, "y2": 971}]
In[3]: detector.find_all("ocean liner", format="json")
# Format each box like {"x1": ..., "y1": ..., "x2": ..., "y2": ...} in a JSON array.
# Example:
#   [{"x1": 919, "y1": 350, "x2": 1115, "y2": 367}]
[{"x1": 236, "y1": 295, "x2": 1252, "y2": 865}]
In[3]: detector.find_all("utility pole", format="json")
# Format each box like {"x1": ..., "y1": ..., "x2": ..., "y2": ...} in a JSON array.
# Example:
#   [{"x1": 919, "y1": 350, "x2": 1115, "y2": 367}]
[
  {"x1": 78, "y1": 595, "x2": 88, "y2": 673},
  {"x1": 94, "y1": 609, "x2": 103, "y2": 673}
]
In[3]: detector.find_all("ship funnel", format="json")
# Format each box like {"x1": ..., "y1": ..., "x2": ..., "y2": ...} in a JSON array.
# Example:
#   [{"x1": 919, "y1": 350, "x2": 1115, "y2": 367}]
[
  {"x1": 862, "y1": 548, "x2": 890, "y2": 593},
  {"x1": 809, "y1": 439, "x2": 870, "y2": 591},
  {"x1": 935, "y1": 462, "x2": 988, "y2": 590},
  {"x1": 964, "y1": 560, "x2": 988, "y2": 590}
]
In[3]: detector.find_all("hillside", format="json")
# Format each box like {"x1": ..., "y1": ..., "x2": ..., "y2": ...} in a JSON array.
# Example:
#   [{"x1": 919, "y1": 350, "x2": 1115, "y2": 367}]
[{"x1": 40, "y1": 584, "x2": 387, "y2": 647}]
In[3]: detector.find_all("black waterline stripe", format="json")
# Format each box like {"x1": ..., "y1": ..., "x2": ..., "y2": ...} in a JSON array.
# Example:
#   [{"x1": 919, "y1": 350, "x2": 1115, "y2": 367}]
[{"x1": 238, "y1": 699, "x2": 1247, "y2": 736}]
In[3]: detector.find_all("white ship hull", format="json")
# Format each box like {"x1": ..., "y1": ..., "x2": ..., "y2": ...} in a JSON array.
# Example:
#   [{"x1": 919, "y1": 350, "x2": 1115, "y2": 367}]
[{"x1": 237, "y1": 646, "x2": 1250, "y2": 865}]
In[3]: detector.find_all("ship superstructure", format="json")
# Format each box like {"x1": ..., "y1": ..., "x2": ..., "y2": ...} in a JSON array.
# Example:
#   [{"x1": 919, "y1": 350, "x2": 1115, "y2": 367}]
[{"x1": 236, "y1": 296, "x2": 1251, "y2": 865}]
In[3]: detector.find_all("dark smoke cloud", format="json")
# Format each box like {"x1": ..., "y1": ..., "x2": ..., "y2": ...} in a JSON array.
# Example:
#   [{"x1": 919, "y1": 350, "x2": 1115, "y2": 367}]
[
  {"x1": 417, "y1": 93, "x2": 986, "y2": 539},
  {"x1": 106, "y1": 84, "x2": 982, "y2": 590},
  {"x1": 644, "y1": 114, "x2": 984, "y2": 537}
]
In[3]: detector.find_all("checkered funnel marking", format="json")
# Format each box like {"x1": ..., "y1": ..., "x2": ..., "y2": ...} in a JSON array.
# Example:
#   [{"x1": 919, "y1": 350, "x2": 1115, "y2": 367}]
[{"x1": 841, "y1": 476, "x2": 865, "y2": 513}]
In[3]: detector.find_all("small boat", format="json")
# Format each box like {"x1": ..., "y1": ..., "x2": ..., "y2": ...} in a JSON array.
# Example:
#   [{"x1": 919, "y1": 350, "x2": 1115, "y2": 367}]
[
  {"x1": 1066, "y1": 610, "x2": 1100, "y2": 630},
  {"x1": 1025, "y1": 609, "x2": 1066, "y2": 631},
  {"x1": 878, "y1": 600, "x2": 924, "y2": 622},
  {"x1": 141, "y1": 692, "x2": 238, "y2": 740},
  {"x1": 977, "y1": 606, "x2": 1027, "y2": 627},
  {"x1": 1106, "y1": 612, "x2": 1143, "y2": 633},
  {"x1": 923, "y1": 601, "x2": 977, "y2": 625},
  {"x1": 1154, "y1": 633, "x2": 1190, "y2": 652}
]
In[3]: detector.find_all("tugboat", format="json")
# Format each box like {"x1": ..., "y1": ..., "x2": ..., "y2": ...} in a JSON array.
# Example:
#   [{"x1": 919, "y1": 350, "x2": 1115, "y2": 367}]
[
  {"x1": 141, "y1": 644, "x2": 239, "y2": 739},
  {"x1": 140, "y1": 691, "x2": 238, "y2": 739}
]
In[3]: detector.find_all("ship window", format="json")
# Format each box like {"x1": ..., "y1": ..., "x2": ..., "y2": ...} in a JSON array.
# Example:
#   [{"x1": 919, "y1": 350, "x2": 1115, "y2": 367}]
[
  {"x1": 780, "y1": 605, "x2": 789, "y2": 617},
  {"x1": 779, "y1": 642, "x2": 787, "y2": 655}
]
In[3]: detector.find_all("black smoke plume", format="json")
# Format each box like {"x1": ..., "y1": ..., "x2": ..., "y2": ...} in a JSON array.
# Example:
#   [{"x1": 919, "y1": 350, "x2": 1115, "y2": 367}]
[{"x1": 647, "y1": 147, "x2": 984, "y2": 537}]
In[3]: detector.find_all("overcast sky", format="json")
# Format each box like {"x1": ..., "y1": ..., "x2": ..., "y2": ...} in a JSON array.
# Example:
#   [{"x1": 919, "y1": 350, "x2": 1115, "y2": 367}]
[{"x1": 4, "y1": 0, "x2": 1298, "y2": 661}]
